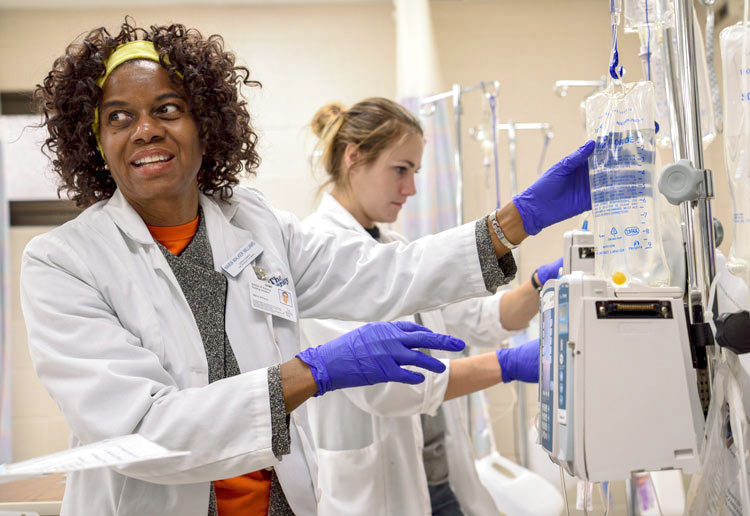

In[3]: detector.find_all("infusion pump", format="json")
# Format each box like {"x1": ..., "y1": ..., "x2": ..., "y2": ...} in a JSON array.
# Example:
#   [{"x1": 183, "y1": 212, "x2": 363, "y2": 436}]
[{"x1": 539, "y1": 232, "x2": 705, "y2": 481}]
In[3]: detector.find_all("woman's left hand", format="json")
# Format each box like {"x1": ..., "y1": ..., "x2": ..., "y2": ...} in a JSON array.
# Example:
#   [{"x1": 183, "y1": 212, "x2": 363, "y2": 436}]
[{"x1": 537, "y1": 257, "x2": 564, "y2": 286}]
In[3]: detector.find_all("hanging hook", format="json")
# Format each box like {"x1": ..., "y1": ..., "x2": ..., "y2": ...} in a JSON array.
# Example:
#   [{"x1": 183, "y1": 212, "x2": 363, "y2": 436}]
[{"x1": 419, "y1": 103, "x2": 436, "y2": 117}]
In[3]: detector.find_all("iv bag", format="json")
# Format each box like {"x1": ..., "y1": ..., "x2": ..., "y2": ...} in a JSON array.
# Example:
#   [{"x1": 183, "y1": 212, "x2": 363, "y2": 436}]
[
  {"x1": 585, "y1": 81, "x2": 670, "y2": 287},
  {"x1": 720, "y1": 23, "x2": 750, "y2": 287},
  {"x1": 623, "y1": 0, "x2": 673, "y2": 34},
  {"x1": 628, "y1": 7, "x2": 716, "y2": 149}
]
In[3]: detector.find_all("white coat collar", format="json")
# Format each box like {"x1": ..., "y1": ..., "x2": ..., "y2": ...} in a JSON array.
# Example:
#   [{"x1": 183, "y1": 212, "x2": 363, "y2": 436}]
[
  {"x1": 103, "y1": 188, "x2": 241, "y2": 246},
  {"x1": 317, "y1": 192, "x2": 371, "y2": 237}
]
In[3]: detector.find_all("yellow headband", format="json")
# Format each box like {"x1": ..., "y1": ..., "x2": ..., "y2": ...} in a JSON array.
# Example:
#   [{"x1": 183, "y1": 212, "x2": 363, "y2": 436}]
[
  {"x1": 97, "y1": 40, "x2": 162, "y2": 88},
  {"x1": 92, "y1": 40, "x2": 165, "y2": 158}
]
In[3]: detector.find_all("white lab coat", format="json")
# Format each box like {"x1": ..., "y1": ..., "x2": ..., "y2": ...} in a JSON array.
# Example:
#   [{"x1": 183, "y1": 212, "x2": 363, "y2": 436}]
[
  {"x1": 299, "y1": 193, "x2": 516, "y2": 516},
  {"x1": 20, "y1": 187, "x2": 498, "y2": 516}
]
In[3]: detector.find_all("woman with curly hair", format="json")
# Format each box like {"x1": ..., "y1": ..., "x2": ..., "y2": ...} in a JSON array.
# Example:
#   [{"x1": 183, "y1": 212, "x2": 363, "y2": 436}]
[{"x1": 21, "y1": 19, "x2": 594, "y2": 516}]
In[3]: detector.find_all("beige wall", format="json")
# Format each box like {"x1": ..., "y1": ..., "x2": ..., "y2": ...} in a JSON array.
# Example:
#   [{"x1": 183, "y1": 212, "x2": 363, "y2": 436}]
[
  {"x1": 2, "y1": 2, "x2": 741, "y2": 513},
  {"x1": 0, "y1": 4, "x2": 396, "y2": 215}
]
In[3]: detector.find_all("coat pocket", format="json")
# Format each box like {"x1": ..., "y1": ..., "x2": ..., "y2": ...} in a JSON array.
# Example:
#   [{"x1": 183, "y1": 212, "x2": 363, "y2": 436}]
[{"x1": 316, "y1": 439, "x2": 387, "y2": 516}]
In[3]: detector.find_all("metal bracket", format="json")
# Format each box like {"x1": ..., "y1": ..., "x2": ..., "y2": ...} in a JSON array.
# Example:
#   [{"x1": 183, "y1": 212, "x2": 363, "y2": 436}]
[
  {"x1": 684, "y1": 304, "x2": 710, "y2": 369},
  {"x1": 658, "y1": 159, "x2": 714, "y2": 205}
]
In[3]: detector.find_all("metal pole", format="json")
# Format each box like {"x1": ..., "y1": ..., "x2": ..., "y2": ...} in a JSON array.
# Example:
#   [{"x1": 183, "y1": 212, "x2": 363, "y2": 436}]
[
  {"x1": 669, "y1": 0, "x2": 716, "y2": 405},
  {"x1": 673, "y1": 0, "x2": 717, "y2": 309},
  {"x1": 506, "y1": 119, "x2": 525, "y2": 461},
  {"x1": 664, "y1": 26, "x2": 703, "y2": 316},
  {"x1": 452, "y1": 83, "x2": 464, "y2": 227},
  {"x1": 515, "y1": 383, "x2": 528, "y2": 467},
  {"x1": 496, "y1": 123, "x2": 552, "y2": 131},
  {"x1": 667, "y1": 19, "x2": 701, "y2": 311},
  {"x1": 663, "y1": 28, "x2": 686, "y2": 161},
  {"x1": 552, "y1": 79, "x2": 607, "y2": 97},
  {"x1": 507, "y1": 120, "x2": 518, "y2": 198},
  {"x1": 625, "y1": 475, "x2": 636, "y2": 516}
]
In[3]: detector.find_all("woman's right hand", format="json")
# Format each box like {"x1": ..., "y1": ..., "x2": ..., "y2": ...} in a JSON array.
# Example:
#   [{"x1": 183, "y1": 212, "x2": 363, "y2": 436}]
[
  {"x1": 512, "y1": 141, "x2": 595, "y2": 236},
  {"x1": 296, "y1": 321, "x2": 465, "y2": 396}
]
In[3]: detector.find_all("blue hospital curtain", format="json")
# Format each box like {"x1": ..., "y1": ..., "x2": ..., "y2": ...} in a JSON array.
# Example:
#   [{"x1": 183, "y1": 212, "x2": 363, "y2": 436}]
[{"x1": 399, "y1": 98, "x2": 458, "y2": 240}]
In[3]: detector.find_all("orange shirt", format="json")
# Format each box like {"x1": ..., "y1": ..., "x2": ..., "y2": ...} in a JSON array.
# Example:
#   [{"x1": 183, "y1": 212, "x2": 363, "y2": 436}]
[
  {"x1": 214, "y1": 471, "x2": 272, "y2": 515},
  {"x1": 147, "y1": 216, "x2": 273, "y2": 515},
  {"x1": 146, "y1": 216, "x2": 200, "y2": 256}
]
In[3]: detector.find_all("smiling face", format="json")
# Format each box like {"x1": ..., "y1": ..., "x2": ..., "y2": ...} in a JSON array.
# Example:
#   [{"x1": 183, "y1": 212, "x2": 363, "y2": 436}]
[
  {"x1": 99, "y1": 60, "x2": 204, "y2": 225},
  {"x1": 346, "y1": 132, "x2": 424, "y2": 227}
]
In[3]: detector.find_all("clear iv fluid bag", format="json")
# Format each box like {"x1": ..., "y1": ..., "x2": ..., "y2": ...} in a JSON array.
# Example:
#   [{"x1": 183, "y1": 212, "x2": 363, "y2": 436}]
[
  {"x1": 634, "y1": 9, "x2": 716, "y2": 149},
  {"x1": 623, "y1": 0, "x2": 673, "y2": 34},
  {"x1": 720, "y1": 23, "x2": 750, "y2": 286},
  {"x1": 585, "y1": 82, "x2": 670, "y2": 287}
]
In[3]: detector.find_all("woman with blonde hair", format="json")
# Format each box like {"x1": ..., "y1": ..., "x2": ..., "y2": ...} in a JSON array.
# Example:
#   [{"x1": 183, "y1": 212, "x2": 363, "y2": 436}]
[{"x1": 300, "y1": 97, "x2": 579, "y2": 516}]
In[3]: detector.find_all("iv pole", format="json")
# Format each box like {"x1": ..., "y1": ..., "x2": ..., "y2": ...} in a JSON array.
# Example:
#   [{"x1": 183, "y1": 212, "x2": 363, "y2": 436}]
[
  {"x1": 661, "y1": 0, "x2": 717, "y2": 411},
  {"x1": 421, "y1": 81, "x2": 500, "y2": 227},
  {"x1": 494, "y1": 120, "x2": 553, "y2": 468},
  {"x1": 496, "y1": 122, "x2": 554, "y2": 192}
]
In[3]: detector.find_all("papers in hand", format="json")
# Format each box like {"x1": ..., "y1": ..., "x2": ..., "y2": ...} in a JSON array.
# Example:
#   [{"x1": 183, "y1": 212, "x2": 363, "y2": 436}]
[{"x1": 0, "y1": 434, "x2": 188, "y2": 483}]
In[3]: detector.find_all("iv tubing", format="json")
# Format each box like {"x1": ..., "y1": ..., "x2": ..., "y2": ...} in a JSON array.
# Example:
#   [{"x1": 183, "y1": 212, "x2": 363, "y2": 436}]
[
  {"x1": 597, "y1": 482, "x2": 610, "y2": 516},
  {"x1": 560, "y1": 466, "x2": 571, "y2": 516},
  {"x1": 609, "y1": 0, "x2": 625, "y2": 80}
]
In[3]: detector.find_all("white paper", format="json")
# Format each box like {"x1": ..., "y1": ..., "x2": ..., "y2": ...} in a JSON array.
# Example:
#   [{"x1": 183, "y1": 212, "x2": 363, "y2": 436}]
[{"x1": 0, "y1": 434, "x2": 188, "y2": 483}]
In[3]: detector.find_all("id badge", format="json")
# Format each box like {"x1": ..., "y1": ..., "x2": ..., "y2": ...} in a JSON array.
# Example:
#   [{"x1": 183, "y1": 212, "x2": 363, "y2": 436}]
[
  {"x1": 249, "y1": 278, "x2": 297, "y2": 322},
  {"x1": 221, "y1": 241, "x2": 264, "y2": 277}
]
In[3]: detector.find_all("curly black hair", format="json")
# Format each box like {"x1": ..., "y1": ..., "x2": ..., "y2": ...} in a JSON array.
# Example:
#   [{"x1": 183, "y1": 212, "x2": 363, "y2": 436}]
[{"x1": 34, "y1": 17, "x2": 261, "y2": 208}]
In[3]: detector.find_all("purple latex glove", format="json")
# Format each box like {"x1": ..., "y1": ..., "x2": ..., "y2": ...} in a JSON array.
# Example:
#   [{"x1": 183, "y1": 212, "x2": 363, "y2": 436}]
[
  {"x1": 512, "y1": 140, "x2": 595, "y2": 236},
  {"x1": 496, "y1": 339, "x2": 539, "y2": 383},
  {"x1": 537, "y1": 257, "x2": 564, "y2": 286},
  {"x1": 297, "y1": 321, "x2": 465, "y2": 396}
]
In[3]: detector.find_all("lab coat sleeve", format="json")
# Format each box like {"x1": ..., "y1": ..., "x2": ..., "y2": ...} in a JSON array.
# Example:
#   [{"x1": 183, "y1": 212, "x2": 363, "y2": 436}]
[
  {"x1": 20, "y1": 235, "x2": 281, "y2": 484},
  {"x1": 299, "y1": 318, "x2": 448, "y2": 417},
  {"x1": 439, "y1": 290, "x2": 520, "y2": 348},
  {"x1": 276, "y1": 210, "x2": 498, "y2": 321}
]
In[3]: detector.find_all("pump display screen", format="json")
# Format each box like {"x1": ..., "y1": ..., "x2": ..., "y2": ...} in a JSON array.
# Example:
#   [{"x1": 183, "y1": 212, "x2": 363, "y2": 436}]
[{"x1": 540, "y1": 289, "x2": 555, "y2": 453}]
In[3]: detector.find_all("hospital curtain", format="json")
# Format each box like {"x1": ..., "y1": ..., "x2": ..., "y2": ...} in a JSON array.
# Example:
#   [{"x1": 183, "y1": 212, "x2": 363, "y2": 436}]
[
  {"x1": 0, "y1": 126, "x2": 11, "y2": 463},
  {"x1": 393, "y1": 0, "x2": 458, "y2": 240}
]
